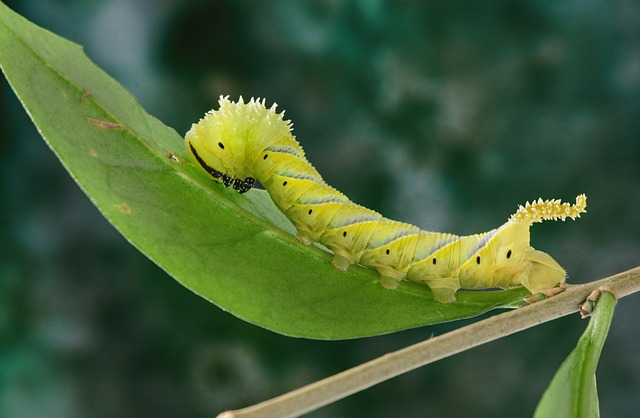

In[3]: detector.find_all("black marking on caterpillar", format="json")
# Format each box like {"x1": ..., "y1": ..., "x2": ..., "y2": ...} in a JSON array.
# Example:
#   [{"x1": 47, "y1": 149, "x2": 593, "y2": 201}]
[{"x1": 185, "y1": 96, "x2": 587, "y2": 303}]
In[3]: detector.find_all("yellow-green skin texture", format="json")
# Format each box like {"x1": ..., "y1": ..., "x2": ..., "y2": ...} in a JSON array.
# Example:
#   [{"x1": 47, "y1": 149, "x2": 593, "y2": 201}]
[{"x1": 185, "y1": 96, "x2": 587, "y2": 303}]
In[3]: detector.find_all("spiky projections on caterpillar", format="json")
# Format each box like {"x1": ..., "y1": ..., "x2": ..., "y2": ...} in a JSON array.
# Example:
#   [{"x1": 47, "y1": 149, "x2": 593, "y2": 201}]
[{"x1": 185, "y1": 96, "x2": 587, "y2": 303}]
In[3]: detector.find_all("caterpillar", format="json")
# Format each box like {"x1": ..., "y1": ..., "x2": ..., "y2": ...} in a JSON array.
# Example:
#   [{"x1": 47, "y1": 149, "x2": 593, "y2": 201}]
[{"x1": 185, "y1": 96, "x2": 587, "y2": 303}]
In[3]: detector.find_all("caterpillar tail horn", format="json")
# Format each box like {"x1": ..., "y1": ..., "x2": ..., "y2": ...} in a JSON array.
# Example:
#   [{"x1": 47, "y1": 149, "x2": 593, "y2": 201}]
[
  {"x1": 509, "y1": 194, "x2": 587, "y2": 226},
  {"x1": 507, "y1": 194, "x2": 587, "y2": 294}
]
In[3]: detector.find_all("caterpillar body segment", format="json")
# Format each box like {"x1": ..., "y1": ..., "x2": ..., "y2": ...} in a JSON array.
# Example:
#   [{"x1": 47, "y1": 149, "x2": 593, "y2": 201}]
[{"x1": 185, "y1": 96, "x2": 587, "y2": 303}]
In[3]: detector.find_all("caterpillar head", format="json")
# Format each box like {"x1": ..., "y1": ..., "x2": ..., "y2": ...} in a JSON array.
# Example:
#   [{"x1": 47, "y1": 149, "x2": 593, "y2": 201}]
[
  {"x1": 185, "y1": 96, "x2": 292, "y2": 193},
  {"x1": 459, "y1": 195, "x2": 587, "y2": 294}
]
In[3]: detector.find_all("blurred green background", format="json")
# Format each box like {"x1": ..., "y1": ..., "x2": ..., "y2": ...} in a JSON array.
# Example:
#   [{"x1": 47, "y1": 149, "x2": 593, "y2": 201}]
[{"x1": 1, "y1": 1, "x2": 638, "y2": 417}]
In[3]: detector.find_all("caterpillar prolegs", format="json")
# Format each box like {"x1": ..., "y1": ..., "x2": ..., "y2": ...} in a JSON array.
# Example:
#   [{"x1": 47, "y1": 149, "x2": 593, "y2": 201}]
[{"x1": 185, "y1": 96, "x2": 587, "y2": 303}]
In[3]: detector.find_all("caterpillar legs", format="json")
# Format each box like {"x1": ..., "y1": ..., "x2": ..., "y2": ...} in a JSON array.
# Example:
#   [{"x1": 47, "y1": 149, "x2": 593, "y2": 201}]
[
  {"x1": 380, "y1": 275, "x2": 400, "y2": 290},
  {"x1": 332, "y1": 254, "x2": 352, "y2": 271},
  {"x1": 520, "y1": 249, "x2": 566, "y2": 294},
  {"x1": 295, "y1": 229, "x2": 356, "y2": 272},
  {"x1": 381, "y1": 275, "x2": 461, "y2": 303},
  {"x1": 419, "y1": 277, "x2": 461, "y2": 303}
]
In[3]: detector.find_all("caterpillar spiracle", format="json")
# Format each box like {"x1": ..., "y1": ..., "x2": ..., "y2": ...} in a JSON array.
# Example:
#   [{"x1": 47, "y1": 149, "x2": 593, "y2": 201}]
[{"x1": 185, "y1": 96, "x2": 587, "y2": 303}]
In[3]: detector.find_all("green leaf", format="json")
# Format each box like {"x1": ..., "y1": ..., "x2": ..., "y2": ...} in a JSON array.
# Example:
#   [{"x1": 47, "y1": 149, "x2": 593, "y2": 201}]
[
  {"x1": 533, "y1": 291, "x2": 616, "y2": 418},
  {"x1": 0, "y1": 3, "x2": 531, "y2": 339}
]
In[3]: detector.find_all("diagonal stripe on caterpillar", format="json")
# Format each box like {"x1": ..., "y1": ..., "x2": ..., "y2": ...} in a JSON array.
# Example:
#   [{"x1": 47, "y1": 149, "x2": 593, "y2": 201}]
[{"x1": 185, "y1": 96, "x2": 587, "y2": 303}]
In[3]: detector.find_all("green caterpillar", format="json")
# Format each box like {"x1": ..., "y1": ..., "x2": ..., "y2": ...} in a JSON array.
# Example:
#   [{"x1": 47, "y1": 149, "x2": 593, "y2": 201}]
[{"x1": 185, "y1": 96, "x2": 587, "y2": 303}]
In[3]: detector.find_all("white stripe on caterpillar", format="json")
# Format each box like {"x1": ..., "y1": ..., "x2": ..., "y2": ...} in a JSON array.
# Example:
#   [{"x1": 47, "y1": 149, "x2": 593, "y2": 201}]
[{"x1": 185, "y1": 96, "x2": 587, "y2": 303}]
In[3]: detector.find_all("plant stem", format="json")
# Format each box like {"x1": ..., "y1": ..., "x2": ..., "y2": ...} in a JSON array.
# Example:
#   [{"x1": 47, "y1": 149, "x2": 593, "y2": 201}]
[{"x1": 218, "y1": 266, "x2": 640, "y2": 418}]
